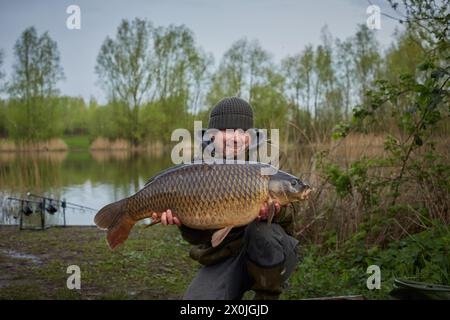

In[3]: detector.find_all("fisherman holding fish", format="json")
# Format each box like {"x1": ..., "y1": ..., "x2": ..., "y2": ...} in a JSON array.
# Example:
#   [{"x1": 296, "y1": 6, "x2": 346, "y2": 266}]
[
  {"x1": 95, "y1": 97, "x2": 310, "y2": 300},
  {"x1": 156, "y1": 97, "x2": 307, "y2": 300}
]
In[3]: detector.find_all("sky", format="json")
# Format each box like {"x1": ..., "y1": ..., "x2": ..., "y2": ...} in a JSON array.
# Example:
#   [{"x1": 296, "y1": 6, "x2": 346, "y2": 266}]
[{"x1": 0, "y1": 0, "x2": 403, "y2": 104}]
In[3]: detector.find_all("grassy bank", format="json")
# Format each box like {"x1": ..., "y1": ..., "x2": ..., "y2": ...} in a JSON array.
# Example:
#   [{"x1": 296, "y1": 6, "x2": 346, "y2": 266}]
[
  {"x1": 63, "y1": 135, "x2": 91, "y2": 150},
  {"x1": 0, "y1": 225, "x2": 198, "y2": 299},
  {"x1": 1, "y1": 222, "x2": 448, "y2": 300}
]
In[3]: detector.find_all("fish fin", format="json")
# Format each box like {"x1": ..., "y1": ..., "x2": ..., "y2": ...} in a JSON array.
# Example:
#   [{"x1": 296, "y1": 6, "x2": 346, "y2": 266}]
[
  {"x1": 94, "y1": 199, "x2": 135, "y2": 250},
  {"x1": 267, "y1": 202, "x2": 275, "y2": 225},
  {"x1": 211, "y1": 226, "x2": 233, "y2": 247}
]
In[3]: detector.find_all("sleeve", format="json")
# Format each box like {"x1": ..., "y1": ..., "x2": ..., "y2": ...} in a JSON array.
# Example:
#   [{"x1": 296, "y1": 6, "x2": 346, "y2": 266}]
[{"x1": 178, "y1": 225, "x2": 213, "y2": 245}]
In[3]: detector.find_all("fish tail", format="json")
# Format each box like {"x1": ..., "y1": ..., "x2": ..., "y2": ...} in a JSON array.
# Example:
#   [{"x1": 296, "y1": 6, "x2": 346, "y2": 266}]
[{"x1": 94, "y1": 199, "x2": 135, "y2": 250}]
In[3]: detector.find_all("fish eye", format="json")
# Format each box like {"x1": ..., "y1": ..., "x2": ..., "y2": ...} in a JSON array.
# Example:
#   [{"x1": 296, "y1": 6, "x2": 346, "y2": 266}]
[{"x1": 291, "y1": 180, "x2": 297, "y2": 186}]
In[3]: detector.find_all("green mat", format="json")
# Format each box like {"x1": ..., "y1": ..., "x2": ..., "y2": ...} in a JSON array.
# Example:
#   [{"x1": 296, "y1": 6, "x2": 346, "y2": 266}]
[{"x1": 390, "y1": 279, "x2": 450, "y2": 300}]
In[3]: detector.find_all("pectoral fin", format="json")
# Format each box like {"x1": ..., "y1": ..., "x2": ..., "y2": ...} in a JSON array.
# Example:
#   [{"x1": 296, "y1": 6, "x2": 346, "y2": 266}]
[{"x1": 211, "y1": 226, "x2": 233, "y2": 247}]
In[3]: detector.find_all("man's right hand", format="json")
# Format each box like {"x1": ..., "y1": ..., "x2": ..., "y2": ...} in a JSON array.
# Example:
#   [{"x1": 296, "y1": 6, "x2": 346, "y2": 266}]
[{"x1": 153, "y1": 209, "x2": 181, "y2": 226}]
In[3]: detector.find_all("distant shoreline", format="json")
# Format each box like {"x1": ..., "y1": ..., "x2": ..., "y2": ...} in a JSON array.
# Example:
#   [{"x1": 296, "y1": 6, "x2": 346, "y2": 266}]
[{"x1": 0, "y1": 137, "x2": 165, "y2": 155}]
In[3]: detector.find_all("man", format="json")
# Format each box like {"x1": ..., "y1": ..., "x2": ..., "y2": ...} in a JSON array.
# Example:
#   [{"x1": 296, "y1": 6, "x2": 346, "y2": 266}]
[{"x1": 154, "y1": 97, "x2": 301, "y2": 300}]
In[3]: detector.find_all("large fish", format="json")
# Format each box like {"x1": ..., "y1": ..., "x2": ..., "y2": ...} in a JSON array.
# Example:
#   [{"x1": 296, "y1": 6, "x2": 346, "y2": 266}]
[{"x1": 94, "y1": 161, "x2": 311, "y2": 250}]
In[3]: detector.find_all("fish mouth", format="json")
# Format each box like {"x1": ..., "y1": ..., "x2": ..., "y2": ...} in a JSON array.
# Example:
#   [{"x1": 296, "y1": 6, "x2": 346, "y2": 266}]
[{"x1": 299, "y1": 187, "x2": 312, "y2": 200}]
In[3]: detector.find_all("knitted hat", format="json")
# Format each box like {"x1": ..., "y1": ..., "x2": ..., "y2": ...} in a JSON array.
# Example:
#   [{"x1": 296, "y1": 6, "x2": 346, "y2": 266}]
[{"x1": 208, "y1": 97, "x2": 254, "y2": 130}]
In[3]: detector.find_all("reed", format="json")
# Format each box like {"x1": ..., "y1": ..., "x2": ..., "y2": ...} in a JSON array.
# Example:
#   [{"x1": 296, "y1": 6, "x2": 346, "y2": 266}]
[
  {"x1": 289, "y1": 133, "x2": 450, "y2": 249},
  {"x1": 0, "y1": 138, "x2": 68, "y2": 152},
  {"x1": 89, "y1": 137, "x2": 164, "y2": 157}
]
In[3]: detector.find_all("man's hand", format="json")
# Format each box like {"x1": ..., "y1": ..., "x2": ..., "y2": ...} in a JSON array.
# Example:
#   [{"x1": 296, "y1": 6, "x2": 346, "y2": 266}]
[
  {"x1": 257, "y1": 202, "x2": 282, "y2": 221},
  {"x1": 155, "y1": 204, "x2": 281, "y2": 226},
  {"x1": 152, "y1": 209, "x2": 181, "y2": 226}
]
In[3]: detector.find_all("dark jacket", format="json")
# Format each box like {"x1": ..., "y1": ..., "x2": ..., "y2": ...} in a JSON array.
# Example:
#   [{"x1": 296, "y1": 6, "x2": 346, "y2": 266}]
[{"x1": 179, "y1": 130, "x2": 299, "y2": 266}]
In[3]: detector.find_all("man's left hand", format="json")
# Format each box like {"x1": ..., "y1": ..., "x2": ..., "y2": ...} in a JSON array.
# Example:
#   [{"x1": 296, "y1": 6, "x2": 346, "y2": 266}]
[{"x1": 257, "y1": 202, "x2": 281, "y2": 221}]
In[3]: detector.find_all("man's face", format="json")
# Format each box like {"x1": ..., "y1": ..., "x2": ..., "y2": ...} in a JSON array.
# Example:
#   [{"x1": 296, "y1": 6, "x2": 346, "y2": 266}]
[{"x1": 212, "y1": 129, "x2": 251, "y2": 158}]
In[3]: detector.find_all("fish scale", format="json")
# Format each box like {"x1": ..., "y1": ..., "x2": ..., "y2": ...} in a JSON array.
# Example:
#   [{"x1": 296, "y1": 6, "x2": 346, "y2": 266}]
[{"x1": 125, "y1": 162, "x2": 270, "y2": 229}]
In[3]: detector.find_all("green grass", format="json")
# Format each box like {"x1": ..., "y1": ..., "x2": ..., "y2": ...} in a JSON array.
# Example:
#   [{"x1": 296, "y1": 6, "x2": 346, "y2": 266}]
[
  {"x1": 0, "y1": 225, "x2": 198, "y2": 300},
  {"x1": 63, "y1": 135, "x2": 91, "y2": 150},
  {"x1": 1, "y1": 223, "x2": 448, "y2": 300}
]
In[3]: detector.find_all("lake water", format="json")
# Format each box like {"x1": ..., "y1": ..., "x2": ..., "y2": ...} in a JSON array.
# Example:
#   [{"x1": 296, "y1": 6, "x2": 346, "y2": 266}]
[{"x1": 0, "y1": 150, "x2": 172, "y2": 226}]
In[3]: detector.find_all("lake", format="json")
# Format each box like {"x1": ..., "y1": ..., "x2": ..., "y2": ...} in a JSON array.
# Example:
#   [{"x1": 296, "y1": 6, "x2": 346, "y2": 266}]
[{"x1": 0, "y1": 150, "x2": 173, "y2": 226}]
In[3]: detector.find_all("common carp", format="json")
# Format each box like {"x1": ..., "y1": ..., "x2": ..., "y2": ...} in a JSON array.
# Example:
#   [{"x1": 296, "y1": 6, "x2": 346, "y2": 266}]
[{"x1": 94, "y1": 161, "x2": 311, "y2": 250}]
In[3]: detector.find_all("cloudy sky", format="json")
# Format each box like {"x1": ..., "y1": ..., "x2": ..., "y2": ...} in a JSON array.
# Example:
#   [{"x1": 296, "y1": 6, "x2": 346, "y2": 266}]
[{"x1": 0, "y1": 0, "x2": 402, "y2": 103}]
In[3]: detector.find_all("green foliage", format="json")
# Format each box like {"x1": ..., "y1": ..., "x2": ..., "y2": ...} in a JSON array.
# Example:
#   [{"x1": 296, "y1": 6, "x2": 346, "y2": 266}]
[
  {"x1": 9, "y1": 26, "x2": 64, "y2": 99},
  {"x1": 58, "y1": 96, "x2": 90, "y2": 135},
  {"x1": 63, "y1": 135, "x2": 91, "y2": 149},
  {"x1": 94, "y1": 19, "x2": 211, "y2": 145},
  {"x1": 285, "y1": 222, "x2": 450, "y2": 299},
  {"x1": 206, "y1": 38, "x2": 272, "y2": 104},
  {"x1": 0, "y1": 49, "x2": 4, "y2": 87},
  {"x1": 4, "y1": 97, "x2": 65, "y2": 142},
  {"x1": 324, "y1": 0, "x2": 449, "y2": 236},
  {"x1": 293, "y1": 1, "x2": 450, "y2": 299},
  {"x1": 95, "y1": 18, "x2": 155, "y2": 145},
  {"x1": 0, "y1": 13, "x2": 421, "y2": 145},
  {"x1": 4, "y1": 27, "x2": 64, "y2": 142}
]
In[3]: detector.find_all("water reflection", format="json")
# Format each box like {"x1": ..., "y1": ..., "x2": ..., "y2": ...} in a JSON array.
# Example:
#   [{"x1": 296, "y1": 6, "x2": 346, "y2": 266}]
[{"x1": 0, "y1": 150, "x2": 172, "y2": 225}]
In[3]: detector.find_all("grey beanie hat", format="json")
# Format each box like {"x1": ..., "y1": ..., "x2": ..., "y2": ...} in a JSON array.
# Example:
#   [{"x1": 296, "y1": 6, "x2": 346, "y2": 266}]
[{"x1": 208, "y1": 97, "x2": 254, "y2": 130}]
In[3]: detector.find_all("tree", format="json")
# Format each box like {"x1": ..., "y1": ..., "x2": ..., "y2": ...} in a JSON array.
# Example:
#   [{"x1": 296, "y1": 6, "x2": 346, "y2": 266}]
[
  {"x1": 207, "y1": 38, "x2": 272, "y2": 106},
  {"x1": 96, "y1": 18, "x2": 155, "y2": 145},
  {"x1": 0, "y1": 49, "x2": 4, "y2": 86},
  {"x1": 247, "y1": 40, "x2": 271, "y2": 104},
  {"x1": 281, "y1": 46, "x2": 315, "y2": 144},
  {"x1": 352, "y1": 24, "x2": 381, "y2": 102},
  {"x1": 9, "y1": 27, "x2": 64, "y2": 99},
  {"x1": 58, "y1": 96, "x2": 89, "y2": 135},
  {"x1": 313, "y1": 44, "x2": 334, "y2": 117},
  {"x1": 152, "y1": 24, "x2": 212, "y2": 120},
  {"x1": 251, "y1": 68, "x2": 288, "y2": 130},
  {"x1": 0, "y1": 50, "x2": 6, "y2": 137},
  {"x1": 300, "y1": 46, "x2": 315, "y2": 115},
  {"x1": 207, "y1": 38, "x2": 249, "y2": 103},
  {"x1": 281, "y1": 54, "x2": 303, "y2": 110},
  {"x1": 384, "y1": 28, "x2": 427, "y2": 83},
  {"x1": 7, "y1": 27, "x2": 64, "y2": 142},
  {"x1": 335, "y1": 38, "x2": 355, "y2": 118},
  {"x1": 313, "y1": 27, "x2": 336, "y2": 119}
]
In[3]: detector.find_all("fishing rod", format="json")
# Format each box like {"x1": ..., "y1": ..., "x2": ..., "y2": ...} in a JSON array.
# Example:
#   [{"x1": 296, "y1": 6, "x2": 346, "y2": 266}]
[
  {"x1": 8, "y1": 196, "x2": 60, "y2": 213},
  {"x1": 6, "y1": 196, "x2": 48, "y2": 229},
  {"x1": 7, "y1": 197, "x2": 41, "y2": 204},
  {"x1": 26, "y1": 192, "x2": 98, "y2": 212}
]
